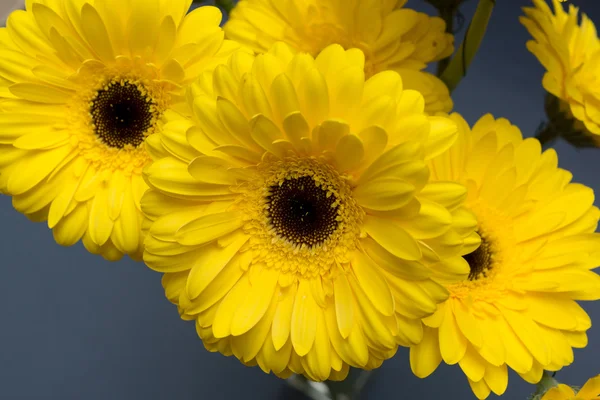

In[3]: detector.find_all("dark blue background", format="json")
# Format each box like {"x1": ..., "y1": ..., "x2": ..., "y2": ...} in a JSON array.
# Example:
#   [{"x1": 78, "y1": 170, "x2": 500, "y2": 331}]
[{"x1": 1, "y1": 0, "x2": 599, "y2": 398}]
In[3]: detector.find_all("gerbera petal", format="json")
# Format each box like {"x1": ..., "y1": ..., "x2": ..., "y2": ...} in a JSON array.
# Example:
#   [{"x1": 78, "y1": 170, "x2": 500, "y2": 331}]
[
  {"x1": 577, "y1": 375, "x2": 600, "y2": 398},
  {"x1": 186, "y1": 233, "x2": 249, "y2": 299},
  {"x1": 409, "y1": 326, "x2": 442, "y2": 378},
  {"x1": 364, "y1": 216, "x2": 422, "y2": 261},
  {"x1": 351, "y1": 252, "x2": 394, "y2": 317},
  {"x1": 353, "y1": 178, "x2": 414, "y2": 211},
  {"x1": 468, "y1": 378, "x2": 491, "y2": 400},
  {"x1": 458, "y1": 344, "x2": 486, "y2": 382},
  {"x1": 271, "y1": 284, "x2": 297, "y2": 351},
  {"x1": 333, "y1": 272, "x2": 355, "y2": 339},
  {"x1": 484, "y1": 363, "x2": 508, "y2": 396},
  {"x1": 7, "y1": 146, "x2": 72, "y2": 195},
  {"x1": 438, "y1": 306, "x2": 467, "y2": 365},
  {"x1": 502, "y1": 309, "x2": 550, "y2": 366},
  {"x1": 231, "y1": 265, "x2": 279, "y2": 336},
  {"x1": 335, "y1": 134, "x2": 364, "y2": 172},
  {"x1": 213, "y1": 274, "x2": 252, "y2": 338},
  {"x1": 291, "y1": 280, "x2": 318, "y2": 357},
  {"x1": 542, "y1": 384, "x2": 576, "y2": 400},
  {"x1": 138, "y1": 41, "x2": 476, "y2": 381}
]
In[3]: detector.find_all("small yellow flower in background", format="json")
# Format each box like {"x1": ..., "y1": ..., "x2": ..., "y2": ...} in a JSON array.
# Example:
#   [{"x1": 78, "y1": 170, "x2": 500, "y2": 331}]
[
  {"x1": 542, "y1": 375, "x2": 600, "y2": 400},
  {"x1": 521, "y1": 0, "x2": 600, "y2": 137},
  {"x1": 224, "y1": 0, "x2": 454, "y2": 113},
  {"x1": 0, "y1": 0, "x2": 239, "y2": 260},
  {"x1": 142, "y1": 42, "x2": 480, "y2": 381},
  {"x1": 410, "y1": 114, "x2": 600, "y2": 399}
]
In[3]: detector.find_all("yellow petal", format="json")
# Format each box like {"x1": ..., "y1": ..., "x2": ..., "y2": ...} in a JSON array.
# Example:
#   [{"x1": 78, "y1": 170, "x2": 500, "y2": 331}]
[
  {"x1": 439, "y1": 305, "x2": 467, "y2": 364},
  {"x1": 7, "y1": 146, "x2": 72, "y2": 195},
  {"x1": 213, "y1": 274, "x2": 251, "y2": 338},
  {"x1": 231, "y1": 265, "x2": 279, "y2": 336},
  {"x1": 354, "y1": 177, "x2": 414, "y2": 211},
  {"x1": 577, "y1": 375, "x2": 600, "y2": 398},
  {"x1": 502, "y1": 309, "x2": 550, "y2": 366},
  {"x1": 88, "y1": 186, "x2": 114, "y2": 246},
  {"x1": 333, "y1": 272, "x2": 354, "y2": 339},
  {"x1": 351, "y1": 252, "x2": 394, "y2": 317},
  {"x1": 453, "y1": 300, "x2": 483, "y2": 348},
  {"x1": 10, "y1": 82, "x2": 71, "y2": 103},
  {"x1": 175, "y1": 210, "x2": 244, "y2": 246},
  {"x1": 424, "y1": 116, "x2": 457, "y2": 160},
  {"x1": 186, "y1": 234, "x2": 249, "y2": 299},
  {"x1": 52, "y1": 204, "x2": 88, "y2": 246},
  {"x1": 13, "y1": 130, "x2": 70, "y2": 150},
  {"x1": 111, "y1": 184, "x2": 140, "y2": 254},
  {"x1": 458, "y1": 344, "x2": 486, "y2": 382},
  {"x1": 357, "y1": 141, "x2": 422, "y2": 186},
  {"x1": 271, "y1": 73, "x2": 300, "y2": 123},
  {"x1": 410, "y1": 326, "x2": 442, "y2": 378},
  {"x1": 542, "y1": 385, "x2": 576, "y2": 400},
  {"x1": 484, "y1": 363, "x2": 508, "y2": 395},
  {"x1": 127, "y1": 0, "x2": 159, "y2": 55},
  {"x1": 291, "y1": 279, "x2": 318, "y2": 357},
  {"x1": 80, "y1": 3, "x2": 114, "y2": 63},
  {"x1": 363, "y1": 215, "x2": 422, "y2": 260},
  {"x1": 315, "y1": 120, "x2": 349, "y2": 152},
  {"x1": 335, "y1": 134, "x2": 364, "y2": 172},
  {"x1": 187, "y1": 156, "x2": 237, "y2": 185},
  {"x1": 298, "y1": 67, "x2": 329, "y2": 127},
  {"x1": 468, "y1": 378, "x2": 491, "y2": 400},
  {"x1": 189, "y1": 251, "x2": 249, "y2": 314},
  {"x1": 303, "y1": 311, "x2": 332, "y2": 381},
  {"x1": 160, "y1": 59, "x2": 185, "y2": 83},
  {"x1": 272, "y1": 284, "x2": 297, "y2": 351},
  {"x1": 527, "y1": 293, "x2": 590, "y2": 331}
]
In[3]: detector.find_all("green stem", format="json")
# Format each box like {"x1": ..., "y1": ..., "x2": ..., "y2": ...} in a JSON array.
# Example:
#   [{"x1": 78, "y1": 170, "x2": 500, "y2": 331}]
[
  {"x1": 440, "y1": 0, "x2": 495, "y2": 92},
  {"x1": 215, "y1": 0, "x2": 235, "y2": 14},
  {"x1": 533, "y1": 371, "x2": 559, "y2": 398},
  {"x1": 436, "y1": 6, "x2": 456, "y2": 76},
  {"x1": 286, "y1": 369, "x2": 374, "y2": 400}
]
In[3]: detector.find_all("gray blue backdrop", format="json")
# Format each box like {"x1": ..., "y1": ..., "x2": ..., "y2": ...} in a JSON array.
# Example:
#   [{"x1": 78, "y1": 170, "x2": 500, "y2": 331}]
[{"x1": 1, "y1": 0, "x2": 599, "y2": 398}]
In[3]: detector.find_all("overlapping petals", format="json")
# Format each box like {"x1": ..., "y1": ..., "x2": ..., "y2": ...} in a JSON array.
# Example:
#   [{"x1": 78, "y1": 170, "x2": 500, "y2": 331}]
[
  {"x1": 0, "y1": 0, "x2": 240, "y2": 260},
  {"x1": 521, "y1": 0, "x2": 600, "y2": 135},
  {"x1": 224, "y1": 0, "x2": 454, "y2": 112},
  {"x1": 141, "y1": 43, "x2": 478, "y2": 381},
  {"x1": 410, "y1": 114, "x2": 600, "y2": 399}
]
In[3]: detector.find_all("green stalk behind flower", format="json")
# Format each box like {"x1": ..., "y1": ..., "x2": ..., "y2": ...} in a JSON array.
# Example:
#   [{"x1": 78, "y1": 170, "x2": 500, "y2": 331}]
[{"x1": 440, "y1": 0, "x2": 495, "y2": 92}]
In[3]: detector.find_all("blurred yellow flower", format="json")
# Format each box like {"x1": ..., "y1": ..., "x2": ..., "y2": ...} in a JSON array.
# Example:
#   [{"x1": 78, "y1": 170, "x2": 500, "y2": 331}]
[
  {"x1": 0, "y1": 0, "x2": 239, "y2": 260},
  {"x1": 521, "y1": 0, "x2": 600, "y2": 136},
  {"x1": 410, "y1": 114, "x2": 600, "y2": 399},
  {"x1": 142, "y1": 43, "x2": 478, "y2": 381},
  {"x1": 542, "y1": 375, "x2": 600, "y2": 400},
  {"x1": 224, "y1": 0, "x2": 454, "y2": 113}
]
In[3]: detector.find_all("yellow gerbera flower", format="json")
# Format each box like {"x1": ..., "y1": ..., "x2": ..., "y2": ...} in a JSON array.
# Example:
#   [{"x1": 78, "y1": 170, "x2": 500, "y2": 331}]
[
  {"x1": 410, "y1": 114, "x2": 600, "y2": 399},
  {"x1": 224, "y1": 0, "x2": 454, "y2": 113},
  {"x1": 0, "y1": 0, "x2": 239, "y2": 260},
  {"x1": 141, "y1": 43, "x2": 479, "y2": 381},
  {"x1": 542, "y1": 375, "x2": 600, "y2": 400},
  {"x1": 521, "y1": 0, "x2": 600, "y2": 136}
]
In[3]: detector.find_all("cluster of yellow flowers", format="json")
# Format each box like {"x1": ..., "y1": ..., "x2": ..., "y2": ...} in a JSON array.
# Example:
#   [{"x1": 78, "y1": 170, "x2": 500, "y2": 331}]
[{"x1": 0, "y1": 0, "x2": 598, "y2": 398}]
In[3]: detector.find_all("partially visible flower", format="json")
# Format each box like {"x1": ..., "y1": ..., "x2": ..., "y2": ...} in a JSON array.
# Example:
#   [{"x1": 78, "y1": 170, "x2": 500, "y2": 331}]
[
  {"x1": 224, "y1": 0, "x2": 454, "y2": 113},
  {"x1": 410, "y1": 114, "x2": 600, "y2": 399},
  {"x1": 142, "y1": 43, "x2": 478, "y2": 381},
  {"x1": 0, "y1": 0, "x2": 240, "y2": 260},
  {"x1": 541, "y1": 374, "x2": 600, "y2": 400},
  {"x1": 521, "y1": 0, "x2": 600, "y2": 138}
]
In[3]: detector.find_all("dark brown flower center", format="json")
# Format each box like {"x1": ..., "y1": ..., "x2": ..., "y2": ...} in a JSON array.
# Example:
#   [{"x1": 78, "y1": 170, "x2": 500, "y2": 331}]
[
  {"x1": 90, "y1": 80, "x2": 156, "y2": 148},
  {"x1": 266, "y1": 176, "x2": 340, "y2": 247},
  {"x1": 464, "y1": 235, "x2": 494, "y2": 280}
]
